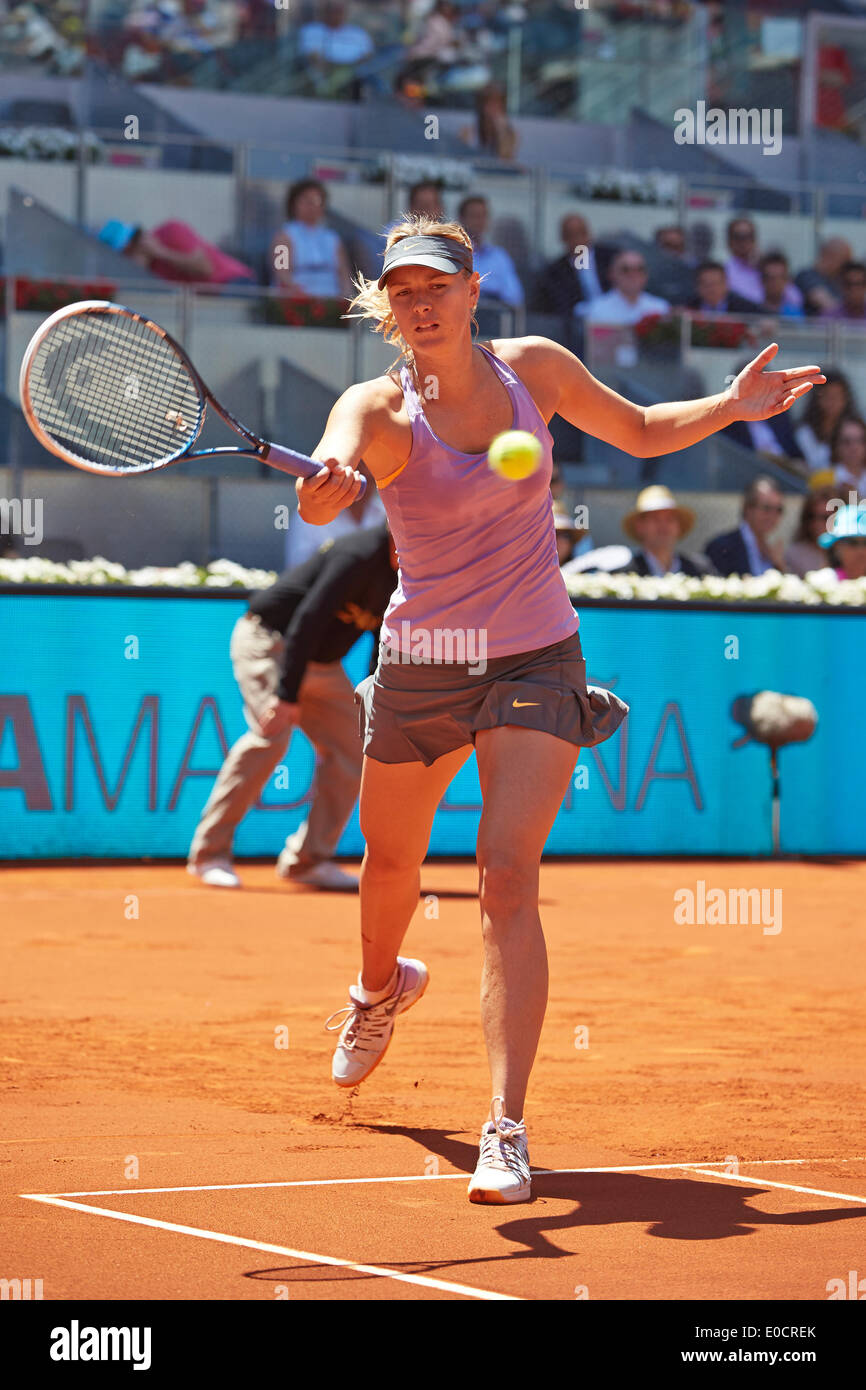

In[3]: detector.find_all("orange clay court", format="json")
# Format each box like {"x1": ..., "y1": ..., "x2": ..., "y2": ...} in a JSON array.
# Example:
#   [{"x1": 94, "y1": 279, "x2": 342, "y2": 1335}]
[{"x1": 1, "y1": 856, "x2": 864, "y2": 1303}]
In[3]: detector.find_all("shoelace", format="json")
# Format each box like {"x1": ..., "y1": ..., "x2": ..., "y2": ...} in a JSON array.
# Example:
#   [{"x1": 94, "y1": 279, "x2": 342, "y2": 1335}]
[
  {"x1": 324, "y1": 988, "x2": 400, "y2": 1052},
  {"x1": 478, "y1": 1096, "x2": 529, "y2": 1176}
]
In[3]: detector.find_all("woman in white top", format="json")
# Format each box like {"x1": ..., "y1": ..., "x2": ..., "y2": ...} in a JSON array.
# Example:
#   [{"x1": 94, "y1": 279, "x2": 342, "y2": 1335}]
[
  {"x1": 269, "y1": 178, "x2": 353, "y2": 300},
  {"x1": 830, "y1": 415, "x2": 866, "y2": 499},
  {"x1": 793, "y1": 369, "x2": 855, "y2": 473}
]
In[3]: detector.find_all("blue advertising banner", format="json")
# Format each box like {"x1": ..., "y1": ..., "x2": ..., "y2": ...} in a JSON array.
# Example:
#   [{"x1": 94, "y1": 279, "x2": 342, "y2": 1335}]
[{"x1": 1, "y1": 592, "x2": 863, "y2": 858}]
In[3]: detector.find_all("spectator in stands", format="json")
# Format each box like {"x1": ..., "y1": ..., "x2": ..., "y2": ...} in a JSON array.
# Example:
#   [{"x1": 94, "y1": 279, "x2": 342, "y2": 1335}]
[
  {"x1": 793, "y1": 370, "x2": 856, "y2": 473},
  {"x1": 238, "y1": 0, "x2": 278, "y2": 39},
  {"x1": 825, "y1": 261, "x2": 866, "y2": 322},
  {"x1": 724, "y1": 218, "x2": 764, "y2": 306},
  {"x1": 458, "y1": 195, "x2": 524, "y2": 308},
  {"x1": 706, "y1": 477, "x2": 788, "y2": 576},
  {"x1": 795, "y1": 237, "x2": 852, "y2": 317},
  {"x1": 784, "y1": 491, "x2": 835, "y2": 578},
  {"x1": 269, "y1": 179, "x2": 353, "y2": 301},
  {"x1": 759, "y1": 252, "x2": 805, "y2": 319},
  {"x1": 408, "y1": 180, "x2": 445, "y2": 220},
  {"x1": 459, "y1": 83, "x2": 518, "y2": 162},
  {"x1": 384, "y1": 181, "x2": 445, "y2": 236},
  {"x1": 298, "y1": 1, "x2": 374, "y2": 95},
  {"x1": 654, "y1": 226, "x2": 691, "y2": 262},
  {"x1": 609, "y1": 485, "x2": 716, "y2": 577},
  {"x1": 585, "y1": 250, "x2": 670, "y2": 326},
  {"x1": 688, "y1": 261, "x2": 759, "y2": 315},
  {"x1": 532, "y1": 214, "x2": 612, "y2": 319},
  {"x1": 817, "y1": 504, "x2": 866, "y2": 580},
  {"x1": 724, "y1": 219, "x2": 803, "y2": 313},
  {"x1": 552, "y1": 500, "x2": 591, "y2": 568},
  {"x1": 829, "y1": 415, "x2": 866, "y2": 499},
  {"x1": 405, "y1": 1, "x2": 471, "y2": 69},
  {"x1": 647, "y1": 223, "x2": 698, "y2": 306},
  {"x1": 98, "y1": 218, "x2": 255, "y2": 285}
]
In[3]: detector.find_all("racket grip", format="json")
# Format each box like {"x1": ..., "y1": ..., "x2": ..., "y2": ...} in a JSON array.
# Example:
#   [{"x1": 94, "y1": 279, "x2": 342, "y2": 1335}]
[{"x1": 262, "y1": 442, "x2": 367, "y2": 498}]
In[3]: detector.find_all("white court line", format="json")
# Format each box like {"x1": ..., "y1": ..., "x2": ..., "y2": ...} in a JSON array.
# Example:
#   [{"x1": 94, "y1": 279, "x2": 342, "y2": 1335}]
[
  {"x1": 26, "y1": 1156, "x2": 866, "y2": 1200},
  {"x1": 685, "y1": 1157, "x2": 866, "y2": 1167},
  {"x1": 18, "y1": 1195, "x2": 519, "y2": 1302},
  {"x1": 21, "y1": 1160, "x2": 866, "y2": 1301},
  {"x1": 25, "y1": 1160, "x2": 748, "y2": 1198},
  {"x1": 683, "y1": 1168, "x2": 866, "y2": 1206}
]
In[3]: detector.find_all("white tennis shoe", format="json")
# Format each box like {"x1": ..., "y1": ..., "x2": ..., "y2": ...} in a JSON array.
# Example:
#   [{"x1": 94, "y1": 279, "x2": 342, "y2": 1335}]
[
  {"x1": 325, "y1": 957, "x2": 429, "y2": 1087},
  {"x1": 276, "y1": 851, "x2": 358, "y2": 891},
  {"x1": 187, "y1": 858, "x2": 242, "y2": 889},
  {"x1": 468, "y1": 1097, "x2": 531, "y2": 1204}
]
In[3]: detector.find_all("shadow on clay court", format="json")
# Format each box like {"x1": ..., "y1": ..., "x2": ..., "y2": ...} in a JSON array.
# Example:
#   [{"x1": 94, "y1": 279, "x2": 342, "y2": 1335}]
[
  {"x1": 238, "y1": 1162, "x2": 866, "y2": 1288},
  {"x1": 341, "y1": 1123, "x2": 866, "y2": 1261}
]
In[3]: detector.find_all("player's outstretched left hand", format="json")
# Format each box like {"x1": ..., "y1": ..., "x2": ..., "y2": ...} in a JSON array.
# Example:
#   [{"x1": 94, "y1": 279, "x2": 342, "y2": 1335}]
[{"x1": 728, "y1": 344, "x2": 826, "y2": 422}]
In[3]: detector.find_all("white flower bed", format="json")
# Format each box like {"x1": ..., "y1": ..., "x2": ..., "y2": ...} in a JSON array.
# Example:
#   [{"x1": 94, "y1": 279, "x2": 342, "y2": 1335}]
[
  {"x1": 572, "y1": 167, "x2": 681, "y2": 205},
  {"x1": 2, "y1": 557, "x2": 865, "y2": 606},
  {"x1": 0, "y1": 126, "x2": 103, "y2": 161},
  {"x1": 377, "y1": 153, "x2": 473, "y2": 190},
  {"x1": 564, "y1": 567, "x2": 866, "y2": 606},
  {"x1": 0, "y1": 557, "x2": 276, "y2": 590}
]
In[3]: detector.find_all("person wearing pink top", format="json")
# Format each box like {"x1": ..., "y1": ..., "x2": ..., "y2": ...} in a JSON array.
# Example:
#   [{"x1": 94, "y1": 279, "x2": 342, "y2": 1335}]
[
  {"x1": 292, "y1": 217, "x2": 825, "y2": 1205},
  {"x1": 98, "y1": 218, "x2": 255, "y2": 285}
]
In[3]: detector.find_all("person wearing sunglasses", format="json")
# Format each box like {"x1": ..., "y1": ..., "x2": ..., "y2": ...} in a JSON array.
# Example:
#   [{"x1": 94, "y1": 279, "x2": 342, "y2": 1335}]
[
  {"x1": 706, "y1": 476, "x2": 788, "y2": 575},
  {"x1": 817, "y1": 503, "x2": 866, "y2": 580},
  {"x1": 784, "y1": 489, "x2": 835, "y2": 577},
  {"x1": 585, "y1": 250, "x2": 670, "y2": 325}
]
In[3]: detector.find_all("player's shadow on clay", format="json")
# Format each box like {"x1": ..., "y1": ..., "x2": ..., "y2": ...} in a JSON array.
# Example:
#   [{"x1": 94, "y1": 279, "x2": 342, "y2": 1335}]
[{"x1": 356, "y1": 1123, "x2": 866, "y2": 1256}]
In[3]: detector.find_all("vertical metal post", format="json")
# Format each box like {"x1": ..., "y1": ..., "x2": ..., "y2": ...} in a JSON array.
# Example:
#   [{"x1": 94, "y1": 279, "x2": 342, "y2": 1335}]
[
  {"x1": 206, "y1": 475, "x2": 219, "y2": 564},
  {"x1": 812, "y1": 185, "x2": 824, "y2": 266},
  {"x1": 506, "y1": 24, "x2": 522, "y2": 115},
  {"x1": 235, "y1": 141, "x2": 249, "y2": 258},
  {"x1": 384, "y1": 151, "x2": 396, "y2": 225},
  {"x1": 533, "y1": 164, "x2": 547, "y2": 270},
  {"x1": 75, "y1": 128, "x2": 88, "y2": 230}
]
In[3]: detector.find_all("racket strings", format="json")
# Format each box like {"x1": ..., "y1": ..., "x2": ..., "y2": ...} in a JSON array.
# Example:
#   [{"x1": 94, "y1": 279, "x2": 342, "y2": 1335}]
[{"x1": 27, "y1": 311, "x2": 202, "y2": 471}]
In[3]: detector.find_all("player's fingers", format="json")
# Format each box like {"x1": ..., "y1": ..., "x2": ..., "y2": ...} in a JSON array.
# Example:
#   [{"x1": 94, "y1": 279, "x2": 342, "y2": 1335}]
[
  {"x1": 302, "y1": 464, "x2": 337, "y2": 493},
  {"x1": 323, "y1": 465, "x2": 363, "y2": 500},
  {"x1": 782, "y1": 365, "x2": 824, "y2": 381},
  {"x1": 777, "y1": 384, "x2": 813, "y2": 411},
  {"x1": 747, "y1": 342, "x2": 780, "y2": 372},
  {"x1": 781, "y1": 382, "x2": 815, "y2": 403}
]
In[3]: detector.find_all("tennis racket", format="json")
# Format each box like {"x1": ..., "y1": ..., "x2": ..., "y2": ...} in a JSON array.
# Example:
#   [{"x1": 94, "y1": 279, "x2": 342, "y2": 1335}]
[{"x1": 18, "y1": 299, "x2": 366, "y2": 494}]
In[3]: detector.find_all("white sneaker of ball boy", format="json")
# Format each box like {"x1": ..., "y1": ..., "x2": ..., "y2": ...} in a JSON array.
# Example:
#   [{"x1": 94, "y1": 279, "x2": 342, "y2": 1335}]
[{"x1": 325, "y1": 955, "x2": 532, "y2": 1203}]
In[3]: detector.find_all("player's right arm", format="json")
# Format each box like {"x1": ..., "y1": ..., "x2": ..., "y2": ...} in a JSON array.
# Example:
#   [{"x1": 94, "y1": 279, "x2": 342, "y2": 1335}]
[{"x1": 296, "y1": 381, "x2": 387, "y2": 526}]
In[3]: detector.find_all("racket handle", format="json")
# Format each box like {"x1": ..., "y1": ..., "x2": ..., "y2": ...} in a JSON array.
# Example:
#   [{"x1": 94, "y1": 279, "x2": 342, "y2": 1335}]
[{"x1": 262, "y1": 441, "x2": 367, "y2": 498}]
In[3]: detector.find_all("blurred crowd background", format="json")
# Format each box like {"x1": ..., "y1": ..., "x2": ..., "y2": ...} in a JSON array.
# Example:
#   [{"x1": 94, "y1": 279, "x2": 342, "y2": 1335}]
[{"x1": 1, "y1": 0, "x2": 866, "y2": 578}]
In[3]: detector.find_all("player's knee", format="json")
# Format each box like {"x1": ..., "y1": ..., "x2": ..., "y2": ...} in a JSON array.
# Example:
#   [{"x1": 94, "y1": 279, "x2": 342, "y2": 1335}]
[
  {"x1": 477, "y1": 850, "x2": 538, "y2": 917},
  {"x1": 362, "y1": 838, "x2": 424, "y2": 878}
]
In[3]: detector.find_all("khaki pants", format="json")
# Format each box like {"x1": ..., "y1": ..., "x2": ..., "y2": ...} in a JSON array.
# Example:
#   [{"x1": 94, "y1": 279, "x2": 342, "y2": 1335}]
[{"x1": 188, "y1": 613, "x2": 363, "y2": 872}]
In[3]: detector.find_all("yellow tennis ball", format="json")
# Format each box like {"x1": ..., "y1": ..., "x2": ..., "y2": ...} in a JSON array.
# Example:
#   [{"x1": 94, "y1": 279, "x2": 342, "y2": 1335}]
[{"x1": 488, "y1": 429, "x2": 542, "y2": 481}]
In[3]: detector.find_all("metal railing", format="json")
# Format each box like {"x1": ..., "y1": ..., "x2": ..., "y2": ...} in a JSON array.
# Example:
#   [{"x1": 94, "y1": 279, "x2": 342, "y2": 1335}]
[{"x1": 4, "y1": 123, "x2": 866, "y2": 270}]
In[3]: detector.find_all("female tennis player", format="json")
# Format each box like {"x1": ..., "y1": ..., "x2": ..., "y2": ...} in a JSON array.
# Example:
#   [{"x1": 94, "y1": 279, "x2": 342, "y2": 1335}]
[{"x1": 298, "y1": 216, "x2": 824, "y2": 1205}]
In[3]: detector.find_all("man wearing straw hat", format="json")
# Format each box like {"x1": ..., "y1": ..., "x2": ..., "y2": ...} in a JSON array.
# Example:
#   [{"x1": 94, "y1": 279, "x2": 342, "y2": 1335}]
[{"x1": 611, "y1": 485, "x2": 717, "y2": 577}]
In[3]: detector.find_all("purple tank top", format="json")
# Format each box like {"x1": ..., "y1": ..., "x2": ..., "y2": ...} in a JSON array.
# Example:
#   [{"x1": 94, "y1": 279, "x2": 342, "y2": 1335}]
[{"x1": 378, "y1": 344, "x2": 580, "y2": 659}]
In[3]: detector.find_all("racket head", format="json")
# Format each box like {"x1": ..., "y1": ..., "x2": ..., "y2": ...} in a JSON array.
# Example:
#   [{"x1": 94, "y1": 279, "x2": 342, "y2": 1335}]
[{"x1": 19, "y1": 300, "x2": 207, "y2": 475}]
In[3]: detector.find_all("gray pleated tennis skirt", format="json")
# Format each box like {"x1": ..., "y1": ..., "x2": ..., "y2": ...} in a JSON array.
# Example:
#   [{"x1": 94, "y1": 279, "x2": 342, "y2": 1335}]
[{"x1": 354, "y1": 629, "x2": 629, "y2": 766}]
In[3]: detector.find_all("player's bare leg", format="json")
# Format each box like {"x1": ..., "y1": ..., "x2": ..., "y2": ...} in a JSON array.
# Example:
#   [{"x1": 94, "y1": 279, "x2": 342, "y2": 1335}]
[
  {"x1": 357, "y1": 744, "x2": 473, "y2": 990},
  {"x1": 474, "y1": 725, "x2": 579, "y2": 1121}
]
